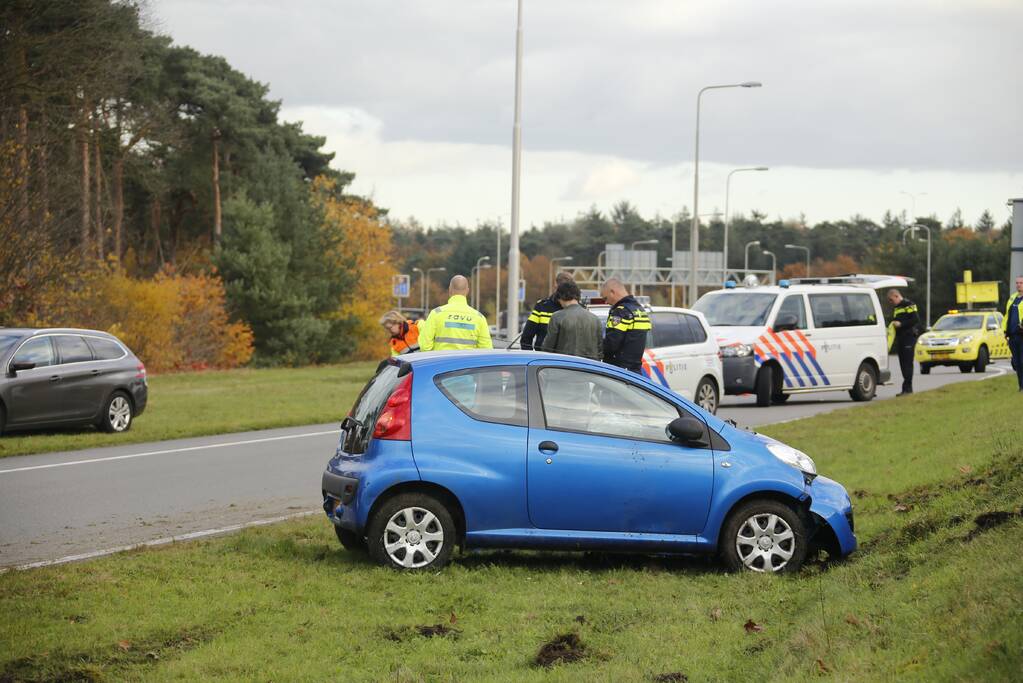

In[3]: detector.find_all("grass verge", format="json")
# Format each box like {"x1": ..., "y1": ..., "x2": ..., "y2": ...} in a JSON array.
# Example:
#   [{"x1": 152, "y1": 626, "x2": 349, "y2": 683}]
[
  {"x1": 1, "y1": 377, "x2": 1021, "y2": 681},
  {"x1": 0, "y1": 362, "x2": 378, "y2": 459}
]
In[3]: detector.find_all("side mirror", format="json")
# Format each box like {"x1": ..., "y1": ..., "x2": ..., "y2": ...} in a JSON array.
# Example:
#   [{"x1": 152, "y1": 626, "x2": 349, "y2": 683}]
[
  {"x1": 667, "y1": 417, "x2": 707, "y2": 446},
  {"x1": 9, "y1": 360, "x2": 35, "y2": 375},
  {"x1": 773, "y1": 314, "x2": 798, "y2": 332}
]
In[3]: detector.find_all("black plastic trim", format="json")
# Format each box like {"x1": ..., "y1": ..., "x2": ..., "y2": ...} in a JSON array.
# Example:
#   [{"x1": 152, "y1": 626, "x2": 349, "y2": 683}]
[{"x1": 322, "y1": 470, "x2": 359, "y2": 505}]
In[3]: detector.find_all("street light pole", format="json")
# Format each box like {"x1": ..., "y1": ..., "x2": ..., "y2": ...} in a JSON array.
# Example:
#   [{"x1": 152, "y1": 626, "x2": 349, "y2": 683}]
[
  {"x1": 412, "y1": 267, "x2": 425, "y2": 312},
  {"x1": 687, "y1": 81, "x2": 762, "y2": 307},
  {"x1": 902, "y1": 224, "x2": 932, "y2": 326},
  {"x1": 724, "y1": 166, "x2": 768, "y2": 282},
  {"x1": 506, "y1": 0, "x2": 524, "y2": 338},
  {"x1": 426, "y1": 267, "x2": 447, "y2": 311},
  {"x1": 744, "y1": 240, "x2": 760, "y2": 274},
  {"x1": 762, "y1": 249, "x2": 776, "y2": 284},
  {"x1": 473, "y1": 256, "x2": 491, "y2": 309},
  {"x1": 784, "y1": 243, "x2": 810, "y2": 277},
  {"x1": 899, "y1": 191, "x2": 927, "y2": 225},
  {"x1": 549, "y1": 256, "x2": 573, "y2": 292}
]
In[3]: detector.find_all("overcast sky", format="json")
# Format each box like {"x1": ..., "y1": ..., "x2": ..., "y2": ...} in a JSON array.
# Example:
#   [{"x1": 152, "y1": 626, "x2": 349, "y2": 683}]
[{"x1": 152, "y1": 0, "x2": 1022, "y2": 229}]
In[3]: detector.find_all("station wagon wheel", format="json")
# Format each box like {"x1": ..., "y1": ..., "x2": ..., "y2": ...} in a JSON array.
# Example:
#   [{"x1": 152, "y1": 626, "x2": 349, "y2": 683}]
[
  {"x1": 99, "y1": 391, "x2": 134, "y2": 433},
  {"x1": 695, "y1": 378, "x2": 719, "y2": 414},
  {"x1": 721, "y1": 499, "x2": 808, "y2": 573},
  {"x1": 367, "y1": 493, "x2": 455, "y2": 570}
]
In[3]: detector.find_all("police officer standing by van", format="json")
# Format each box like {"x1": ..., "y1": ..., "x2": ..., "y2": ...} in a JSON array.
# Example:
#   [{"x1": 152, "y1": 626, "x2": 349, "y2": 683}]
[
  {"x1": 887, "y1": 288, "x2": 922, "y2": 396},
  {"x1": 600, "y1": 278, "x2": 650, "y2": 372},
  {"x1": 521, "y1": 271, "x2": 575, "y2": 350},
  {"x1": 1003, "y1": 275, "x2": 1023, "y2": 392},
  {"x1": 420, "y1": 275, "x2": 493, "y2": 351}
]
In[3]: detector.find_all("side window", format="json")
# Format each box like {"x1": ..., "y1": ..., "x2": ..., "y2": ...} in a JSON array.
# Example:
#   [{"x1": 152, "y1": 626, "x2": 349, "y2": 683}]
[
  {"x1": 86, "y1": 337, "x2": 126, "y2": 360},
  {"x1": 682, "y1": 314, "x2": 708, "y2": 343},
  {"x1": 55, "y1": 335, "x2": 94, "y2": 364},
  {"x1": 809, "y1": 294, "x2": 846, "y2": 328},
  {"x1": 538, "y1": 368, "x2": 680, "y2": 442},
  {"x1": 12, "y1": 337, "x2": 55, "y2": 368},
  {"x1": 650, "y1": 313, "x2": 690, "y2": 347},
  {"x1": 776, "y1": 295, "x2": 808, "y2": 329},
  {"x1": 436, "y1": 366, "x2": 527, "y2": 427},
  {"x1": 843, "y1": 294, "x2": 878, "y2": 326}
]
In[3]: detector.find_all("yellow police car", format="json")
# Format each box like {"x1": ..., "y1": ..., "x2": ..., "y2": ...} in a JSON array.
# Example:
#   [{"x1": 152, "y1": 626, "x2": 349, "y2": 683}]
[{"x1": 915, "y1": 309, "x2": 1010, "y2": 374}]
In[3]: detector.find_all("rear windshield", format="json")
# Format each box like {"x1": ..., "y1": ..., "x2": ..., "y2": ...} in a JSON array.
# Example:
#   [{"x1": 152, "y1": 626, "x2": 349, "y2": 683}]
[
  {"x1": 342, "y1": 364, "x2": 403, "y2": 454},
  {"x1": 932, "y1": 315, "x2": 984, "y2": 331},
  {"x1": 693, "y1": 292, "x2": 777, "y2": 326}
]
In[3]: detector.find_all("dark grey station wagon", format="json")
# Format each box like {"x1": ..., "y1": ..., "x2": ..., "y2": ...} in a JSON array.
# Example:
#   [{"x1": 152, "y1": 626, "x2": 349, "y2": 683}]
[{"x1": 0, "y1": 328, "x2": 148, "y2": 435}]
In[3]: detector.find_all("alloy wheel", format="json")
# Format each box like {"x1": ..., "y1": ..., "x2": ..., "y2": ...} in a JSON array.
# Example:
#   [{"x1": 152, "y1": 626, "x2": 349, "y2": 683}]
[
  {"x1": 697, "y1": 381, "x2": 718, "y2": 413},
  {"x1": 382, "y1": 506, "x2": 444, "y2": 568},
  {"x1": 735, "y1": 512, "x2": 795, "y2": 572},
  {"x1": 108, "y1": 396, "x2": 131, "y2": 432}
]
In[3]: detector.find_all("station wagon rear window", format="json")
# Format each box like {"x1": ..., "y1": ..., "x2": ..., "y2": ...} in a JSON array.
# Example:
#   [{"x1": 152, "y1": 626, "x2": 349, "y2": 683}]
[{"x1": 435, "y1": 366, "x2": 527, "y2": 427}]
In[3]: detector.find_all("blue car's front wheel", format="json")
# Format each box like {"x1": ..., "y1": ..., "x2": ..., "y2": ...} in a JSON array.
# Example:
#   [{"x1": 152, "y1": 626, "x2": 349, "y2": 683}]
[{"x1": 721, "y1": 499, "x2": 809, "y2": 573}]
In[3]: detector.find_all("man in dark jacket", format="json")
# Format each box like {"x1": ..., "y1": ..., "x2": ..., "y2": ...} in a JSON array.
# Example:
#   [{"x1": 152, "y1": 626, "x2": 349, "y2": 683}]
[
  {"x1": 521, "y1": 271, "x2": 575, "y2": 350},
  {"x1": 888, "y1": 288, "x2": 922, "y2": 396},
  {"x1": 601, "y1": 278, "x2": 650, "y2": 372},
  {"x1": 542, "y1": 281, "x2": 603, "y2": 360}
]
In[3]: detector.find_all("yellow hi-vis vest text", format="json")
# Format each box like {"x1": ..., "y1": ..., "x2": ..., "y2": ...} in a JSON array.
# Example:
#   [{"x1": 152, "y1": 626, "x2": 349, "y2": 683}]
[{"x1": 419, "y1": 295, "x2": 493, "y2": 351}]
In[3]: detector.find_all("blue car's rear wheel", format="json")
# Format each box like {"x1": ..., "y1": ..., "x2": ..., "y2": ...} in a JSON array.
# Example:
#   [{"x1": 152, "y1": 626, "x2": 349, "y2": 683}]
[
  {"x1": 367, "y1": 493, "x2": 455, "y2": 570},
  {"x1": 721, "y1": 499, "x2": 808, "y2": 573}
]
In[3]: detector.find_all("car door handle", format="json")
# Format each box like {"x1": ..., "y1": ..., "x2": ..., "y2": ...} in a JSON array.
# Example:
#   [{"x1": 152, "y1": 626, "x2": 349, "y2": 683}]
[
  {"x1": 90, "y1": 369, "x2": 100, "y2": 375},
  {"x1": 49, "y1": 375, "x2": 61, "y2": 383},
  {"x1": 538, "y1": 441, "x2": 559, "y2": 454}
]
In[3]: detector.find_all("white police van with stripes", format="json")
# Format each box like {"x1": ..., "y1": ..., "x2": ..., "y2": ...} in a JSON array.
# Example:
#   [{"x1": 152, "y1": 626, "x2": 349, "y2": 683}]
[
  {"x1": 588, "y1": 305, "x2": 724, "y2": 414},
  {"x1": 692, "y1": 275, "x2": 906, "y2": 407}
]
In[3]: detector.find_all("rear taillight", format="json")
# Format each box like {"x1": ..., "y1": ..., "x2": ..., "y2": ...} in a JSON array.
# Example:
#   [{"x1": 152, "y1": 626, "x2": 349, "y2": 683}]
[
  {"x1": 135, "y1": 362, "x2": 147, "y2": 380},
  {"x1": 373, "y1": 373, "x2": 412, "y2": 441}
]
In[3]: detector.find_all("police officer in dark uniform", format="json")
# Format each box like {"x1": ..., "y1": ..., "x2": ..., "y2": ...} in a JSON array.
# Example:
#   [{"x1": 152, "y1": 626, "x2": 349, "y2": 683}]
[
  {"x1": 600, "y1": 278, "x2": 651, "y2": 372},
  {"x1": 887, "y1": 288, "x2": 922, "y2": 395},
  {"x1": 521, "y1": 271, "x2": 575, "y2": 350}
]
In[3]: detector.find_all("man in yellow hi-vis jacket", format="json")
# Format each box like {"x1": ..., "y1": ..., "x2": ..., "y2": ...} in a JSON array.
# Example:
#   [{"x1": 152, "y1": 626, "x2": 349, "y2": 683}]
[{"x1": 419, "y1": 275, "x2": 493, "y2": 351}]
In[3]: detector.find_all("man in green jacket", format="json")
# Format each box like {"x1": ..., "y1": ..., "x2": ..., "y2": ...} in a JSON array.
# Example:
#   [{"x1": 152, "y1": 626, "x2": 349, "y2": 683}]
[
  {"x1": 419, "y1": 275, "x2": 493, "y2": 351},
  {"x1": 541, "y1": 280, "x2": 603, "y2": 360}
]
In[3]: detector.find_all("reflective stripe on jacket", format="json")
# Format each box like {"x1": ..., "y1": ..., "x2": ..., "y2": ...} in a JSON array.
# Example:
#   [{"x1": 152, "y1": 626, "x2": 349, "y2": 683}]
[
  {"x1": 892, "y1": 299, "x2": 921, "y2": 339},
  {"x1": 419, "y1": 295, "x2": 493, "y2": 351},
  {"x1": 1004, "y1": 294, "x2": 1023, "y2": 335},
  {"x1": 520, "y1": 295, "x2": 561, "y2": 350},
  {"x1": 389, "y1": 321, "x2": 421, "y2": 356}
]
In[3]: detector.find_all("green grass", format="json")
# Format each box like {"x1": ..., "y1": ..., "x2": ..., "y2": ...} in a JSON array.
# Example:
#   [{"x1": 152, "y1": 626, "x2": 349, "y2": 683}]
[
  {"x1": 1, "y1": 377, "x2": 1021, "y2": 681},
  {"x1": 0, "y1": 363, "x2": 378, "y2": 458}
]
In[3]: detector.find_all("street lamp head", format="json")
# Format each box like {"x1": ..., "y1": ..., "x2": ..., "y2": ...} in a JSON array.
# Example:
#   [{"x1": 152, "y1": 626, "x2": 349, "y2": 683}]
[
  {"x1": 754, "y1": 166, "x2": 769, "y2": 171},
  {"x1": 784, "y1": 243, "x2": 799, "y2": 249},
  {"x1": 741, "y1": 81, "x2": 762, "y2": 88},
  {"x1": 750, "y1": 240, "x2": 760, "y2": 247}
]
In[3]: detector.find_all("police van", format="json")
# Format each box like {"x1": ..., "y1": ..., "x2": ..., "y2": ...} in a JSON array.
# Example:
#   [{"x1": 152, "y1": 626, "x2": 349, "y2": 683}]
[
  {"x1": 692, "y1": 275, "x2": 906, "y2": 406},
  {"x1": 587, "y1": 305, "x2": 725, "y2": 414}
]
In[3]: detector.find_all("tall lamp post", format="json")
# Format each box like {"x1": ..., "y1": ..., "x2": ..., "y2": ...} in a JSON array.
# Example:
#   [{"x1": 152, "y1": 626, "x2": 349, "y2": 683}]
[
  {"x1": 684, "y1": 80, "x2": 762, "y2": 308},
  {"x1": 412, "y1": 267, "x2": 425, "y2": 312},
  {"x1": 744, "y1": 239, "x2": 760, "y2": 273},
  {"x1": 899, "y1": 190, "x2": 927, "y2": 225},
  {"x1": 472, "y1": 256, "x2": 491, "y2": 309},
  {"x1": 761, "y1": 249, "x2": 777, "y2": 284},
  {"x1": 724, "y1": 166, "x2": 768, "y2": 282},
  {"x1": 426, "y1": 267, "x2": 447, "y2": 311},
  {"x1": 548, "y1": 256, "x2": 573, "y2": 292},
  {"x1": 784, "y1": 243, "x2": 810, "y2": 277},
  {"x1": 902, "y1": 224, "x2": 932, "y2": 326},
  {"x1": 505, "y1": 0, "x2": 525, "y2": 338}
]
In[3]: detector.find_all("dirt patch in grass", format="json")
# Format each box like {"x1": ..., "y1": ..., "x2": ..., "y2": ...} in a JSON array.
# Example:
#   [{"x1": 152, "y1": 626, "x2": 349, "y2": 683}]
[
  {"x1": 652, "y1": 673, "x2": 688, "y2": 682},
  {"x1": 964, "y1": 510, "x2": 1023, "y2": 542},
  {"x1": 534, "y1": 632, "x2": 587, "y2": 668},
  {"x1": 382, "y1": 624, "x2": 460, "y2": 642},
  {"x1": 0, "y1": 626, "x2": 213, "y2": 682}
]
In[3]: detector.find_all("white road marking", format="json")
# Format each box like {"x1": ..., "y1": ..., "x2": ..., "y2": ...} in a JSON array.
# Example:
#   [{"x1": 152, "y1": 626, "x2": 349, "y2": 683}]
[
  {"x1": 3, "y1": 509, "x2": 321, "y2": 572},
  {"x1": 0, "y1": 430, "x2": 340, "y2": 475}
]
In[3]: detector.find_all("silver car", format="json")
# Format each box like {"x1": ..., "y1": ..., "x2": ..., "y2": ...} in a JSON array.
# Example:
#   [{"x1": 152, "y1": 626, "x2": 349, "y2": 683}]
[{"x1": 0, "y1": 328, "x2": 148, "y2": 435}]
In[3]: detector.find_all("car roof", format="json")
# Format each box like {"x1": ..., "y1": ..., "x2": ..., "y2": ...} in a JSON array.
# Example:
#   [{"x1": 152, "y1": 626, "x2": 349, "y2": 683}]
[
  {"x1": 703, "y1": 284, "x2": 881, "y2": 295},
  {"x1": 4, "y1": 327, "x2": 120, "y2": 338}
]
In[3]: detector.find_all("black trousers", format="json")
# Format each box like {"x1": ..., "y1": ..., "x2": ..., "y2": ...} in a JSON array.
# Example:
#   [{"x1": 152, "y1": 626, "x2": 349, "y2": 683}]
[
  {"x1": 896, "y1": 337, "x2": 916, "y2": 392},
  {"x1": 1009, "y1": 334, "x2": 1023, "y2": 390}
]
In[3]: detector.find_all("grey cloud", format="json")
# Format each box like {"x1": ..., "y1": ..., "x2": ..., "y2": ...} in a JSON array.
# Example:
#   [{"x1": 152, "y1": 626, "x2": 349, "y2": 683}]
[{"x1": 154, "y1": 0, "x2": 1022, "y2": 172}]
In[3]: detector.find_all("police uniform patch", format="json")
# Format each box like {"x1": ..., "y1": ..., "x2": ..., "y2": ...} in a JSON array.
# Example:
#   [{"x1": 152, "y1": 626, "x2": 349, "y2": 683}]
[{"x1": 609, "y1": 316, "x2": 621, "y2": 326}]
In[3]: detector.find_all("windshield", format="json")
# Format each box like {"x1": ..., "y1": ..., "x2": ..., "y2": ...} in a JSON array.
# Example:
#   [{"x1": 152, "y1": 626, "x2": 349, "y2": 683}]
[
  {"x1": 0, "y1": 333, "x2": 23, "y2": 358},
  {"x1": 932, "y1": 315, "x2": 984, "y2": 331},
  {"x1": 693, "y1": 292, "x2": 777, "y2": 327}
]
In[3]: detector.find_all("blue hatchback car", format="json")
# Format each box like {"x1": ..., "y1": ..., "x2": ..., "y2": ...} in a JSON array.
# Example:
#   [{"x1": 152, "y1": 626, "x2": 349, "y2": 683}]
[{"x1": 322, "y1": 351, "x2": 856, "y2": 573}]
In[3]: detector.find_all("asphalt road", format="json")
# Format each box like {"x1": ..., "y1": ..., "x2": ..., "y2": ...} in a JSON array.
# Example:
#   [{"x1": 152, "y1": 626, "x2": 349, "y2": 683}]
[{"x1": 0, "y1": 360, "x2": 1010, "y2": 569}]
